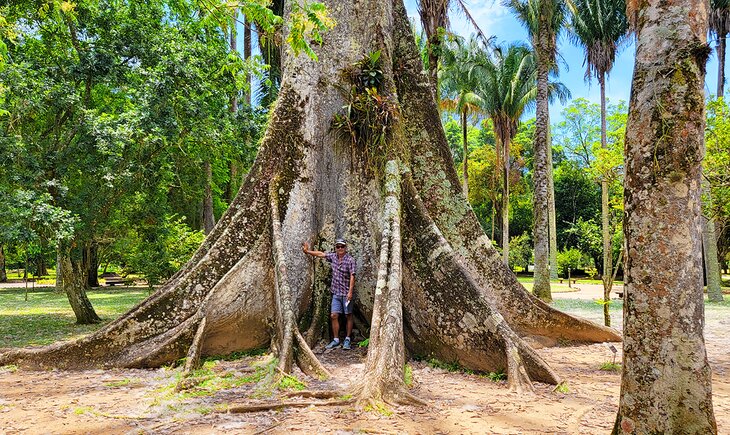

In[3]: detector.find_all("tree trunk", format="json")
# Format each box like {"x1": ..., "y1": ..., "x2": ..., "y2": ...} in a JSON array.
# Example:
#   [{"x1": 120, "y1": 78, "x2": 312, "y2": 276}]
[
  {"x1": 0, "y1": 0, "x2": 619, "y2": 401},
  {"x1": 613, "y1": 2, "x2": 716, "y2": 433},
  {"x1": 58, "y1": 242, "x2": 101, "y2": 325},
  {"x1": 718, "y1": 32, "x2": 726, "y2": 98},
  {"x1": 461, "y1": 109, "x2": 469, "y2": 196},
  {"x1": 244, "y1": 18, "x2": 252, "y2": 106},
  {"x1": 203, "y1": 160, "x2": 216, "y2": 235},
  {"x1": 0, "y1": 245, "x2": 6, "y2": 283},
  {"x1": 532, "y1": 47, "x2": 552, "y2": 301},
  {"x1": 502, "y1": 135, "x2": 510, "y2": 266},
  {"x1": 599, "y1": 73, "x2": 612, "y2": 327},
  {"x1": 703, "y1": 187, "x2": 724, "y2": 302},
  {"x1": 547, "y1": 120, "x2": 558, "y2": 281},
  {"x1": 85, "y1": 240, "x2": 100, "y2": 288}
]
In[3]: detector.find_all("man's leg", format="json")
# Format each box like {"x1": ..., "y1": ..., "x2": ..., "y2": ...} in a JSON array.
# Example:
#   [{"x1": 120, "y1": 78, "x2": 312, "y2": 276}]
[
  {"x1": 345, "y1": 313, "x2": 353, "y2": 338},
  {"x1": 326, "y1": 296, "x2": 343, "y2": 349},
  {"x1": 330, "y1": 312, "x2": 340, "y2": 340}
]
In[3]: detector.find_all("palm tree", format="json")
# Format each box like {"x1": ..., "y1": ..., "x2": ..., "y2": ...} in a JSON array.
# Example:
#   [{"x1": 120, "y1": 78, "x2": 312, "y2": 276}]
[
  {"x1": 417, "y1": 0, "x2": 492, "y2": 97},
  {"x1": 478, "y1": 44, "x2": 537, "y2": 266},
  {"x1": 439, "y1": 36, "x2": 485, "y2": 196},
  {"x1": 710, "y1": 0, "x2": 730, "y2": 97},
  {"x1": 476, "y1": 43, "x2": 568, "y2": 267},
  {"x1": 567, "y1": 0, "x2": 627, "y2": 326},
  {"x1": 505, "y1": 0, "x2": 567, "y2": 302}
]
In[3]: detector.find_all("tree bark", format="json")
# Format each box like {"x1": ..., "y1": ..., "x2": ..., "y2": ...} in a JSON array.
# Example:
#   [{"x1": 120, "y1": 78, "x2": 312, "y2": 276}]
[
  {"x1": 0, "y1": 0, "x2": 619, "y2": 400},
  {"x1": 547, "y1": 119, "x2": 558, "y2": 281},
  {"x1": 599, "y1": 73, "x2": 612, "y2": 327},
  {"x1": 614, "y1": 1, "x2": 717, "y2": 433},
  {"x1": 203, "y1": 160, "x2": 216, "y2": 235},
  {"x1": 58, "y1": 242, "x2": 101, "y2": 325},
  {"x1": 532, "y1": 45, "x2": 552, "y2": 301},
  {"x1": 85, "y1": 240, "x2": 100, "y2": 288}
]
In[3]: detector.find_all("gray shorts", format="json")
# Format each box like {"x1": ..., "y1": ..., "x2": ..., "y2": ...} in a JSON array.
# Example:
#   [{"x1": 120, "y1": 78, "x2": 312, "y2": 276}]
[{"x1": 331, "y1": 295, "x2": 353, "y2": 314}]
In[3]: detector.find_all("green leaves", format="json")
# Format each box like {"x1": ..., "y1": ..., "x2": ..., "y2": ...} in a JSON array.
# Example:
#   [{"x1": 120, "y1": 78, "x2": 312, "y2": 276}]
[{"x1": 286, "y1": 1, "x2": 335, "y2": 60}]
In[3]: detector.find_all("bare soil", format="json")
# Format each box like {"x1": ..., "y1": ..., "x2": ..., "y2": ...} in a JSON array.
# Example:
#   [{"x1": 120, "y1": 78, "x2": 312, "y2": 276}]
[{"x1": 1, "y1": 288, "x2": 728, "y2": 435}]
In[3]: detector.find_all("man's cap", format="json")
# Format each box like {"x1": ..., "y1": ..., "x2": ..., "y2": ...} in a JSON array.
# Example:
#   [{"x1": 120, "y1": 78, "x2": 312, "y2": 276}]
[{"x1": 335, "y1": 238, "x2": 347, "y2": 246}]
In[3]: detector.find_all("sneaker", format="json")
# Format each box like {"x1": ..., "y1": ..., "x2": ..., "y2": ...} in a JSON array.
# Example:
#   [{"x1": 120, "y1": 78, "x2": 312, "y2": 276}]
[
  {"x1": 325, "y1": 339, "x2": 340, "y2": 350},
  {"x1": 343, "y1": 337, "x2": 351, "y2": 350}
]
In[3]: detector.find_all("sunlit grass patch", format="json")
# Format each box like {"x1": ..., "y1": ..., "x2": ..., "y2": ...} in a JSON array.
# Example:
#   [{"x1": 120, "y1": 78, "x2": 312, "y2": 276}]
[{"x1": 0, "y1": 287, "x2": 147, "y2": 347}]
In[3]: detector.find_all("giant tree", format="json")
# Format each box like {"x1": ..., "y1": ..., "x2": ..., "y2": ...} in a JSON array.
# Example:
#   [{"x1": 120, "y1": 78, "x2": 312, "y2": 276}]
[
  {"x1": 613, "y1": 0, "x2": 717, "y2": 432},
  {"x1": 505, "y1": 0, "x2": 567, "y2": 301},
  {"x1": 0, "y1": 0, "x2": 620, "y2": 403}
]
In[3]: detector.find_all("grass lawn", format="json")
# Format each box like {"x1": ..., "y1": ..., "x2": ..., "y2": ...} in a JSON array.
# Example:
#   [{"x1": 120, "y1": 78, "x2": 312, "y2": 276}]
[{"x1": 0, "y1": 286, "x2": 148, "y2": 348}]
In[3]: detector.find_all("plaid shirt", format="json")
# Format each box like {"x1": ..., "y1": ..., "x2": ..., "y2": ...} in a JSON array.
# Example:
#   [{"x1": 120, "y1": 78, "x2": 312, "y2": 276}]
[{"x1": 325, "y1": 252, "x2": 356, "y2": 296}]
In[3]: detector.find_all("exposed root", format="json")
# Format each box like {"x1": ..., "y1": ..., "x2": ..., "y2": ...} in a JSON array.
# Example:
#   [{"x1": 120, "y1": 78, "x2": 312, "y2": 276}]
[
  {"x1": 355, "y1": 160, "x2": 424, "y2": 406},
  {"x1": 402, "y1": 175, "x2": 561, "y2": 386},
  {"x1": 294, "y1": 329, "x2": 330, "y2": 379},
  {"x1": 270, "y1": 185, "x2": 329, "y2": 380},
  {"x1": 283, "y1": 390, "x2": 342, "y2": 399},
  {"x1": 182, "y1": 316, "x2": 208, "y2": 376},
  {"x1": 505, "y1": 340, "x2": 534, "y2": 393},
  {"x1": 226, "y1": 398, "x2": 355, "y2": 413}
]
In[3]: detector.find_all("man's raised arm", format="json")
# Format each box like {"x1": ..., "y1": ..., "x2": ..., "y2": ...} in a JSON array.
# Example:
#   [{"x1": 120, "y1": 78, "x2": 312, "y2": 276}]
[{"x1": 302, "y1": 242, "x2": 326, "y2": 258}]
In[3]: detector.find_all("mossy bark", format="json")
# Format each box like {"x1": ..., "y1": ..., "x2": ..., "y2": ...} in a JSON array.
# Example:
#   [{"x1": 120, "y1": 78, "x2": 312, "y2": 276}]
[
  {"x1": 0, "y1": 0, "x2": 619, "y2": 400},
  {"x1": 613, "y1": 1, "x2": 717, "y2": 433}
]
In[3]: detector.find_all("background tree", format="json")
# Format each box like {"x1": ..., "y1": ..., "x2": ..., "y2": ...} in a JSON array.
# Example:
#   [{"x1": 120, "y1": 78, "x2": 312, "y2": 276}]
[
  {"x1": 477, "y1": 43, "x2": 537, "y2": 265},
  {"x1": 568, "y1": 0, "x2": 628, "y2": 324},
  {"x1": 705, "y1": 97, "x2": 730, "y2": 302},
  {"x1": 710, "y1": 0, "x2": 730, "y2": 97},
  {"x1": 440, "y1": 35, "x2": 486, "y2": 196},
  {"x1": 614, "y1": 0, "x2": 717, "y2": 432},
  {"x1": 505, "y1": 0, "x2": 567, "y2": 302}
]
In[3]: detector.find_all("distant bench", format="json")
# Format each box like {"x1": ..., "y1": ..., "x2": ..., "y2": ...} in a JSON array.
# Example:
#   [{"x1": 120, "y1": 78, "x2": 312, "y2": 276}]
[
  {"x1": 559, "y1": 279, "x2": 577, "y2": 285},
  {"x1": 102, "y1": 273, "x2": 126, "y2": 286}
]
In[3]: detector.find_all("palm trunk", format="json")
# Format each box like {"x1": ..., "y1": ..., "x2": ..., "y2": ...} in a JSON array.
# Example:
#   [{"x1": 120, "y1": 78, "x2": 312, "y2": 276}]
[
  {"x1": 502, "y1": 135, "x2": 510, "y2": 266},
  {"x1": 718, "y1": 32, "x2": 726, "y2": 98},
  {"x1": 244, "y1": 18, "x2": 252, "y2": 106},
  {"x1": 547, "y1": 119, "x2": 558, "y2": 280},
  {"x1": 532, "y1": 54, "x2": 552, "y2": 302},
  {"x1": 600, "y1": 73, "x2": 612, "y2": 327},
  {"x1": 613, "y1": 2, "x2": 716, "y2": 432},
  {"x1": 461, "y1": 109, "x2": 469, "y2": 196},
  {"x1": 230, "y1": 10, "x2": 239, "y2": 112}
]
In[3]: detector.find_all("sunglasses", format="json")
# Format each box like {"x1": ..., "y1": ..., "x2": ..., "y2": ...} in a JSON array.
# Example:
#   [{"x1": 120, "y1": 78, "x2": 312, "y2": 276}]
[{"x1": 336, "y1": 245, "x2": 346, "y2": 249}]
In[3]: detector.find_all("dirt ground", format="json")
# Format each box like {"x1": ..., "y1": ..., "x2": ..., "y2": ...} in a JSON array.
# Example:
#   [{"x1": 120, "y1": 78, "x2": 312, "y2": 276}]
[{"x1": 1, "y1": 286, "x2": 728, "y2": 435}]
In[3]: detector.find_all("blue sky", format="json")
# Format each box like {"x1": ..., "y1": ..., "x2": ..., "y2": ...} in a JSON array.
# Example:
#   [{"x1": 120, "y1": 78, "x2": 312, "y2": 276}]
[{"x1": 403, "y1": 0, "x2": 723, "y2": 122}]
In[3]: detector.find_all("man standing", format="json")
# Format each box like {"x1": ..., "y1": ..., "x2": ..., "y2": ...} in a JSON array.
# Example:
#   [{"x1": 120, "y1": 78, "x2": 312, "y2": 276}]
[{"x1": 302, "y1": 238, "x2": 356, "y2": 350}]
